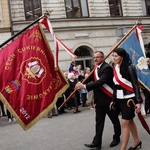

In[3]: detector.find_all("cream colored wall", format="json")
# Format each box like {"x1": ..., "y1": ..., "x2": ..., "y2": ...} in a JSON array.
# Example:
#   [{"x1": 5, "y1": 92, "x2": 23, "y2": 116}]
[
  {"x1": 0, "y1": 32, "x2": 11, "y2": 44},
  {"x1": 0, "y1": 0, "x2": 4, "y2": 27},
  {"x1": 122, "y1": 0, "x2": 143, "y2": 16},
  {"x1": 42, "y1": 0, "x2": 144, "y2": 19},
  {"x1": 10, "y1": 0, "x2": 24, "y2": 21},
  {"x1": 9, "y1": 0, "x2": 146, "y2": 21},
  {"x1": 1, "y1": 0, "x2": 10, "y2": 27},
  {"x1": 42, "y1": 0, "x2": 66, "y2": 18},
  {"x1": 0, "y1": 0, "x2": 11, "y2": 45},
  {"x1": 6, "y1": 0, "x2": 150, "y2": 69}
]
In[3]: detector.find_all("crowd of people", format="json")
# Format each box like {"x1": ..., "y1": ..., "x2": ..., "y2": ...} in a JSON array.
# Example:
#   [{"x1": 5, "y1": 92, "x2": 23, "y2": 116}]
[
  {"x1": 0, "y1": 49, "x2": 150, "y2": 150},
  {"x1": 43, "y1": 61, "x2": 96, "y2": 119}
]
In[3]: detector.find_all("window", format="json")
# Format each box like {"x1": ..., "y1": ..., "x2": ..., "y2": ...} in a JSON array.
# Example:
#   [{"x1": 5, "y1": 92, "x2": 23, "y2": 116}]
[
  {"x1": 24, "y1": 0, "x2": 42, "y2": 20},
  {"x1": 145, "y1": 0, "x2": 150, "y2": 16},
  {"x1": 109, "y1": 0, "x2": 122, "y2": 17},
  {"x1": 65, "y1": 0, "x2": 89, "y2": 18}
]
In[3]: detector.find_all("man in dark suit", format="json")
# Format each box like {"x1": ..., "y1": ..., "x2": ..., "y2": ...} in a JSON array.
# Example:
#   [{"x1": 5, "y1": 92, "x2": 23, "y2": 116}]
[{"x1": 75, "y1": 51, "x2": 121, "y2": 149}]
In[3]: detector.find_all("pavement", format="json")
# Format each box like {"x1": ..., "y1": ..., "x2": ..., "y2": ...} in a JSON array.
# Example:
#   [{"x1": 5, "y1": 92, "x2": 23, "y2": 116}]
[{"x1": 0, "y1": 106, "x2": 150, "y2": 150}]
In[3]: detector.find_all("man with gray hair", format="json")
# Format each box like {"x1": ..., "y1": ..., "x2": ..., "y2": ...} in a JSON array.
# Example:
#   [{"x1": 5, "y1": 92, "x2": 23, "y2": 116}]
[{"x1": 75, "y1": 51, "x2": 121, "y2": 149}]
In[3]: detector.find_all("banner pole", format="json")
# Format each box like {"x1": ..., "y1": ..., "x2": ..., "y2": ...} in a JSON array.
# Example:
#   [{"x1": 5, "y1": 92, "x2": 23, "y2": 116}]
[
  {"x1": 58, "y1": 24, "x2": 137, "y2": 110},
  {"x1": 0, "y1": 12, "x2": 50, "y2": 48}
]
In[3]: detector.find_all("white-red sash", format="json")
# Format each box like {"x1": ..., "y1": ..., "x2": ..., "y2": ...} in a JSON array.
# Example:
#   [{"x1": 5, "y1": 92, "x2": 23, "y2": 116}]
[
  {"x1": 113, "y1": 65, "x2": 134, "y2": 93},
  {"x1": 94, "y1": 67, "x2": 113, "y2": 98}
]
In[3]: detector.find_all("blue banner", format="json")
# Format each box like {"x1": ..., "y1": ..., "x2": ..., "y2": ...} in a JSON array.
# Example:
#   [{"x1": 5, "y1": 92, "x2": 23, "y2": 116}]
[{"x1": 119, "y1": 32, "x2": 150, "y2": 90}]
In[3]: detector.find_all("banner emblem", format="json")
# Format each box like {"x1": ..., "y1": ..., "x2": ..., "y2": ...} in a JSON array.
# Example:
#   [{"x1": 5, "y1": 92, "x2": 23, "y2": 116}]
[
  {"x1": 5, "y1": 80, "x2": 20, "y2": 94},
  {"x1": 29, "y1": 29, "x2": 42, "y2": 42},
  {"x1": 20, "y1": 58, "x2": 46, "y2": 85}
]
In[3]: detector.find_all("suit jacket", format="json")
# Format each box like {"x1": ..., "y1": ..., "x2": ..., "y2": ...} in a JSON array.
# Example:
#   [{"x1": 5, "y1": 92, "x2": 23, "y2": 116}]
[{"x1": 86, "y1": 61, "x2": 113, "y2": 106}]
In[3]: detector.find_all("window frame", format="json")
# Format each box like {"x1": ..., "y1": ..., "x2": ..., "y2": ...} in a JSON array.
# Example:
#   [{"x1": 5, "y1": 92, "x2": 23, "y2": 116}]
[
  {"x1": 24, "y1": 0, "x2": 42, "y2": 21},
  {"x1": 145, "y1": 0, "x2": 150, "y2": 16},
  {"x1": 64, "y1": 0, "x2": 89, "y2": 18},
  {"x1": 109, "y1": 0, "x2": 123, "y2": 17}
]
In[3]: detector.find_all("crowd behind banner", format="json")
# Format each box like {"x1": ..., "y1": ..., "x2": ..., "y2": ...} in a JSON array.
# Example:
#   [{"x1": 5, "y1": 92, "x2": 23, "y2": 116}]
[{"x1": 1, "y1": 55, "x2": 150, "y2": 122}]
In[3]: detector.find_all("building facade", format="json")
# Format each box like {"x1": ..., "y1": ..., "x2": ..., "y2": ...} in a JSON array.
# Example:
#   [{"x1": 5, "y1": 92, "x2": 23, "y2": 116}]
[
  {"x1": 1, "y1": 0, "x2": 150, "y2": 70},
  {"x1": 0, "y1": 0, "x2": 11, "y2": 44}
]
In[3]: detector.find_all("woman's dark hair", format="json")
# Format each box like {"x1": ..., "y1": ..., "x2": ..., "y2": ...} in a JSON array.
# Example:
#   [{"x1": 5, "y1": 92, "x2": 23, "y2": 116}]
[{"x1": 114, "y1": 48, "x2": 131, "y2": 78}]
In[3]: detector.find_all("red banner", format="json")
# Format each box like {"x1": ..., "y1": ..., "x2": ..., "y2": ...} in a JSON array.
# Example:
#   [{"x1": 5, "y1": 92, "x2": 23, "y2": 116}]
[{"x1": 0, "y1": 24, "x2": 69, "y2": 130}]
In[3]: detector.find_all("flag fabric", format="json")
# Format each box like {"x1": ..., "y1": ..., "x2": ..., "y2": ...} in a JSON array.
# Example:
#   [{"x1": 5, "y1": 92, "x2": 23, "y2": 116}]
[
  {"x1": 40, "y1": 18, "x2": 77, "y2": 68},
  {"x1": 0, "y1": 24, "x2": 69, "y2": 130},
  {"x1": 136, "y1": 25, "x2": 146, "y2": 57},
  {"x1": 118, "y1": 30, "x2": 150, "y2": 91},
  {"x1": 39, "y1": 18, "x2": 59, "y2": 68}
]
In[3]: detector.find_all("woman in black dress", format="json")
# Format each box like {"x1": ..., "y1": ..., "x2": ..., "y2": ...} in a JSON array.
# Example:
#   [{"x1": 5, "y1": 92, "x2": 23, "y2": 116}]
[{"x1": 112, "y1": 48, "x2": 143, "y2": 150}]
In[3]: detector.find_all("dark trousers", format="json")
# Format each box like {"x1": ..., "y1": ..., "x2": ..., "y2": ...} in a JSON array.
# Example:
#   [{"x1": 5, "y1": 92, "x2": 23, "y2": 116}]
[
  {"x1": 0, "y1": 101, "x2": 6, "y2": 116},
  {"x1": 7, "y1": 110, "x2": 12, "y2": 119},
  {"x1": 143, "y1": 90, "x2": 150, "y2": 114},
  {"x1": 56, "y1": 96, "x2": 65, "y2": 113},
  {"x1": 93, "y1": 104, "x2": 121, "y2": 147},
  {"x1": 81, "y1": 93, "x2": 87, "y2": 106}
]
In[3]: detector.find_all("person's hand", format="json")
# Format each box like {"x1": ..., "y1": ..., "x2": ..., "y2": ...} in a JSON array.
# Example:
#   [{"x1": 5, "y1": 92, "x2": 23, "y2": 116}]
[
  {"x1": 75, "y1": 82, "x2": 85, "y2": 90},
  {"x1": 135, "y1": 103, "x2": 141, "y2": 113}
]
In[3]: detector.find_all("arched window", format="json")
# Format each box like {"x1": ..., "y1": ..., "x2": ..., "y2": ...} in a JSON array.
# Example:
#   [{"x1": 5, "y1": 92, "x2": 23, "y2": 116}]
[
  {"x1": 24, "y1": 0, "x2": 42, "y2": 20},
  {"x1": 74, "y1": 46, "x2": 93, "y2": 69},
  {"x1": 74, "y1": 46, "x2": 91, "y2": 57},
  {"x1": 64, "y1": 0, "x2": 89, "y2": 18}
]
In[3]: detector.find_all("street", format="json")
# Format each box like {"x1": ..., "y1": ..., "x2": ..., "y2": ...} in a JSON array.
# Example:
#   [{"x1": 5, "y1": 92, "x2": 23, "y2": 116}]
[{"x1": 0, "y1": 106, "x2": 150, "y2": 150}]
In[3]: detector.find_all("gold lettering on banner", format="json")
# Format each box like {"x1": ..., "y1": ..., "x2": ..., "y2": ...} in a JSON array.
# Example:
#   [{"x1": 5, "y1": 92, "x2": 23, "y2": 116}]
[
  {"x1": 18, "y1": 46, "x2": 48, "y2": 62},
  {"x1": 5, "y1": 53, "x2": 16, "y2": 70},
  {"x1": 26, "y1": 83, "x2": 53, "y2": 100}
]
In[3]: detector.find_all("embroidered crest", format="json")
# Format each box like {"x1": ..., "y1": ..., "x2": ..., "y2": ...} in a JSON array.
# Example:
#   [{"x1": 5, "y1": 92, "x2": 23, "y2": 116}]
[
  {"x1": 20, "y1": 57, "x2": 47, "y2": 85},
  {"x1": 5, "y1": 80, "x2": 20, "y2": 94},
  {"x1": 29, "y1": 30, "x2": 42, "y2": 42}
]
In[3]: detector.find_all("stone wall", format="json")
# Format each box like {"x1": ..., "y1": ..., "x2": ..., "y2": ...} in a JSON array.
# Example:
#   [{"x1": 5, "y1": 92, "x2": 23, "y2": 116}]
[
  {"x1": 0, "y1": 0, "x2": 10, "y2": 28},
  {"x1": 122, "y1": 0, "x2": 143, "y2": 16},
  {"x1": 10, "y1": 0, "x2": 25, "y2": 21},
  {"x1": 3, "y1": 0, "x2": 150, "y2": 69},
  {"x1": 0, "y1": 0, "x2": 11, "y2": 45},
  {"x1": 0, "y1": 0, "x2": 3, "y2": 27},
  {"x1": 42, "y1": 0, "x2": 66, "y2": 18},
  {"x1": 41, "y1": 0, "x2": 144, "y2": 19},
  {"x1": 9, "y1": 0, "x2": 145, "y2": 21},
  {"x1": 0, "y1": 32, "x2": 11, "y2": 44},
  {"x1": 88, "y1": 0, "x2": 110, "y2": 17}
]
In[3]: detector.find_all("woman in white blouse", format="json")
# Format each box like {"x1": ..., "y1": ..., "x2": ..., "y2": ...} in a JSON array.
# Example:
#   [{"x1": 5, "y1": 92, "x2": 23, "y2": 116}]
[{"x1": 112, "y1": 48, "x2": 143, "y2": 150}]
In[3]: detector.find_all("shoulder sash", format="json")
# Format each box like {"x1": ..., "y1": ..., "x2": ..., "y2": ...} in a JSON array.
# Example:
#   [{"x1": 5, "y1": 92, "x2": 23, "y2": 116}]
[
  {"x1": 94, "y1": 67, "x2": 113, "y2": 98},
  {"x1": 113, "y1": 66, "x2": 134, "y2": 93}
]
